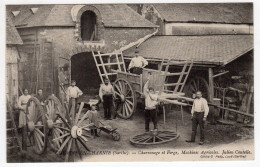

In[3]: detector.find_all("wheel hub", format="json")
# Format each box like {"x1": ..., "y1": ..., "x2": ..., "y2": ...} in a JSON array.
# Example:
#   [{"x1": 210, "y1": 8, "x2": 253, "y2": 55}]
[
  {"x1": 28, "y1": 121, "x2": 35, "y2": 132},
  {"x1": 47, "y1": 119, "x2": 54, "y2": 129},
  {"x1": 71, "y1": 126, "x2": 82, "y2": 138},
  {"x1": 119, "y1": 94, "x2": 125, "y2": 102}
]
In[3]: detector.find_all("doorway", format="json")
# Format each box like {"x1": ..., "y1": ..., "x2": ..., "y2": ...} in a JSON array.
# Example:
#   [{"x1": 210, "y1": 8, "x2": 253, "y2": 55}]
[{"x1": 71, "y1": 52, "x2": 100, "y2": 95}]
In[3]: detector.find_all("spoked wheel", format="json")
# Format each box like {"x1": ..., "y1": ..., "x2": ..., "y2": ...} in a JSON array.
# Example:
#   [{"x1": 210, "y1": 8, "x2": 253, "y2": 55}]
[
  {"x1": 184, "y1": 76, "x2": 210, "y2": 100},
  {"x1": 52, "y1": 99, "x2": 93, "y2": 162},
  {"x1": 45, "y1": 95, "x2": 65, "y2": 151},
  {"x1": 113, "y1": 78, "x2": 136, "y2": 119},
  {"x1": 130, "y1": 130, "x2": 179, "y2": 145},
  {"x1": 112, "y1": 131, "x2": 120, "y2": 141},
  {"x1": 26, "y1": 97, "x2": 47, "y2": 154}
]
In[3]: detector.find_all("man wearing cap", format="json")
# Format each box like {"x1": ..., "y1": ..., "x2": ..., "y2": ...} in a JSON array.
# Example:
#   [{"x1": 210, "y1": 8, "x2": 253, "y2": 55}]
[
  {"x1": 66, "y1": 80, "x2": 83, "y2": 112},
  {"x1": 127, "y1": 50, "x2": 148, "y2": 75},
  {"x1": 186, "y1": 91, "x2": 209, "y2": 145},
  {"x1": 99, "y1": 78, "x2": 115, "y2": 120}
]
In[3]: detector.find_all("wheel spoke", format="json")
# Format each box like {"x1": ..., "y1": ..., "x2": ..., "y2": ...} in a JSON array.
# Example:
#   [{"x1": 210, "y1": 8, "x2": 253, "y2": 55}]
[
  {"x1": 122, "y1": 104, "x2": 126, "y2": 117},
  {"x1": 53, "y1": 133, "x2": 70, "y2": 141},
  {"x1": 143, "y1": 137, "x2": 153, "y2": 143},
  {"x1": 57, "y1": 113, "x2": 71, "y2": 129},
  {"x1": 34, "y1": 132, "x2": 42, "y2": 151},
  {"x1": 77, "y1": 137, "x2": 90, "y2": 151},
  {"x1": 64, "y1": 138, "x2": 73, "y2": 162},
  {"x1": 125, "y1": 102, "x2": 132, "y2": 115},
  {"x1": 156, "y1": 136, "x2": 165, "y2": 141},
  {"x1": 125, "y1": 99, "x2": 133, "y2": 106},
  {"x1": 118, "y1": 81, "x2": 123, "y2": 93},
  {"x1": 57, "y1": 136, "x2": 71, "y2": 154},
  {"x1": 114, "y1": 84, "x2": 122, "y2": 94},
  {"x1": 35, "y1": 128, "x2": 45, "y2": 137},
  {"x1": 80, "y1": 135, "x2": 88, "y2": 142},
  {"x1": 35, "y1": 131, "x2": 44, "y2": 147},
  {"x1": 77, "y1": 112, "x2": 89, "y2": 126},
  {"x1": 75, "y1": 139, "x2": 82, "y2": 160},
  {"x1": 75, "y1": 102, "x2": 84, "y2": 124},
  {"x1": 54, "y1": 126, "x2": 70, "y2": 132}
]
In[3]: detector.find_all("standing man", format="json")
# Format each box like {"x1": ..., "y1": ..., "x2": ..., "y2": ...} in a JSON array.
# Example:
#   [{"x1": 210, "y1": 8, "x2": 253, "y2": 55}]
[
  {"x1": 99, "y1": 78, "x2": 115, "y2": 120},
  {"x1": 186, "y1": 91, "x2": 209, "y2": 145},
  {"x1": 34, "y1": 88, "x2": 45, "y2": 105},
  {"x1": 127, "y1": 50, "x2": 148, "y2": 75},
  {"x1": 66, "y1": 80, "x2": 83, "y2": 112},
  {"x1": 143, "y1": 74, "x2": 159, "y2": 132}
]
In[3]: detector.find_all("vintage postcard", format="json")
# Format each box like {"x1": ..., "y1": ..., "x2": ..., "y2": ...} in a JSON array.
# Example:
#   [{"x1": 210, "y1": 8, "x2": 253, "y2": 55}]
[{"x1": 4, "y1": 1, "x2": 255, "y2": 163}]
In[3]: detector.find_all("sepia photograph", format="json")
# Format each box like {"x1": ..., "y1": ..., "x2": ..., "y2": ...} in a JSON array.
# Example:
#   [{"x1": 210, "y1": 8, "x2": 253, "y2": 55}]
[{"x1": 4, "y1": 1, "x2": 256, "y2": 163}]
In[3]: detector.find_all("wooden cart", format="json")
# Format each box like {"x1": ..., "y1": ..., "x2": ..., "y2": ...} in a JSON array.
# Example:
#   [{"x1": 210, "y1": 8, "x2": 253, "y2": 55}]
[{"x1": 92, "y1": 51, "x2": 193, "y2": 119}]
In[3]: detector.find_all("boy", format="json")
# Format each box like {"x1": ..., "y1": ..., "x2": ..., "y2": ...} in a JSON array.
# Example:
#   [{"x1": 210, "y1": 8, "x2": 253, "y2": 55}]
[{"x1": 87, "y1": 104, "x2": 100, "y2": 137}]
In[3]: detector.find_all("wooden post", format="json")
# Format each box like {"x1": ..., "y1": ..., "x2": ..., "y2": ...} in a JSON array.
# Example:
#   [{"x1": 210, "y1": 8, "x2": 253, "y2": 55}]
[
  {"x1": 208, "y1": 68, "x2": 214, "y2": 102},
  {"x1": 163, "y1": 104, "x2": 166, "y2": 129}
]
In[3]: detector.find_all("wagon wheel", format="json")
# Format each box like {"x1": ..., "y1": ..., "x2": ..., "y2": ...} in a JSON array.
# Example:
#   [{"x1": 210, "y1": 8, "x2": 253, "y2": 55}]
[
  {"x1": 26, "y1": 97, "x2": 47, "y2": 154},
  {"x1": 45, "y1": 95, "x2": 65, "y2": 152},
  {"x1": 184, "y1": 76, "x2": 210, "y2": 100},
  {"x1": 52, "y1": 99, "x2": 93, "y2": 162},
  {"x1": 113, "y1": 78, "x2": 136, "y2": 119},
  {"x1": 112, "y1": 131, "x2": 120, "y2": 141},
  {"x1": 130, "y1": 130, "x2": 179, "y2": 145}
]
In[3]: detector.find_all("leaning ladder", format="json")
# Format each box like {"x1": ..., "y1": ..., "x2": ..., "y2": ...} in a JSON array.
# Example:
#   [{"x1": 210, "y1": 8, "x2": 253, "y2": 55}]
[
  {"x1": 6, "y1": 100, "x2": 22, "y2": 159},
  {"x1": 159, "y1": 59, "x2": 193, "y2": 94},
  {"x1": 92, "y1": 51, "x2": 126, "y2": 83}
]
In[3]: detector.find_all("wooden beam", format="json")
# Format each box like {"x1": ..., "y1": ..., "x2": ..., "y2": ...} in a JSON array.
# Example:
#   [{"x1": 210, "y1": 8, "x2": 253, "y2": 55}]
[
  {"x1": 212, "y1": 71, "x2": 229, "y2": 78},
  {"x1": 208, "y1": 68, "x2": 214, "y2": 102}
]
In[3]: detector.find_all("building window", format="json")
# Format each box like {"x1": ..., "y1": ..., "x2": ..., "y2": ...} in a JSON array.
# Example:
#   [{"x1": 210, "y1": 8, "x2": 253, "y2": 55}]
[{"x1": 81, "y1": 11, "x2": 97, "y2": 41}]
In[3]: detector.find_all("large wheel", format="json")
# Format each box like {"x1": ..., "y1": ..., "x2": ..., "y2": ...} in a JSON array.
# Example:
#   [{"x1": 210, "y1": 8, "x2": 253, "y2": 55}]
[
  {"x1": 45, "y1": 95, "x2": 65, "y2": 152},
  {"x1": 113, "y1": 78, "x2": 136, "y2": 119},
  {"x1": 184, "y1": 76, "x2": 210, "y2": 100},
  {"x1": 52, "y1": 99, "x2": 93, "y2": 162},
  {"x1": 26, "y1": 97, "x2": 47, "y2": 154},
  {"x1": 130, "y1": 130, "x2": 179, "y2": 145}
]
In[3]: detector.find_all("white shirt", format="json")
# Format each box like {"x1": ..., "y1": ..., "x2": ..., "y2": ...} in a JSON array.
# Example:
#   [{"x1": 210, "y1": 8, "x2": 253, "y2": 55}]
[
  {"x1": 66, "y1": 86, "x2": 83, "y2": 101},
  {"x1": 191, "y1": 97, "x2": 209, "y2": 117},
  {"x1": 18, "y1": 95, "x2": 31, "y2": 109},
  {"x1": 99, "y1": 83, "x2": 115, "y2": 98},
  {"x1": 143, "y1": 80, "x2": 158, "y2": 110},
  {"x1": 128, "y1": 56, "x2": 148, "y2": 69}
]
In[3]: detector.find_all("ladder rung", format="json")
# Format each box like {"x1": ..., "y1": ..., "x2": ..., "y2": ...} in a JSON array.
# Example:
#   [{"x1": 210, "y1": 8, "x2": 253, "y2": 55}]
[
  {"x1": 7, "y1": 136, "x2": 17, "y2": 140},
  {"x1": 163, "y1": 72, "x2": 189, "y2": 76},
  {"x1": 97, "y1": 62, "x2": 124, "y2": 66},
  {"x1": 7, "y1": 128, "x2": 15, "y2": 131},
  {"x1": 101, "y1": 73, "x2": 117, "y2": 76}
]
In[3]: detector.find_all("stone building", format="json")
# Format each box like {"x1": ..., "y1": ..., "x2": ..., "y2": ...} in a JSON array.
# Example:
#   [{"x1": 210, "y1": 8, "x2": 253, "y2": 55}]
[{"x1": 6, "y1": 4, "x2": 158, "y2": 102}]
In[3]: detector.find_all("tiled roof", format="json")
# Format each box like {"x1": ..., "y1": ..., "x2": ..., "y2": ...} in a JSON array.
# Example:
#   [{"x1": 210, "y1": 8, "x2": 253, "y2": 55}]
[
  {"x1": 153, "y1": 3, "x2": 253, "y2": 24},
  {"x1": 6, "y1": 15, "x2": 23, "y2": 45},
  {"x1": 6, "y1": 4, "x2": 157, "y2": 28},
  {"x1": 124, "y1": 35, "x2": 253, "y2": 65}
]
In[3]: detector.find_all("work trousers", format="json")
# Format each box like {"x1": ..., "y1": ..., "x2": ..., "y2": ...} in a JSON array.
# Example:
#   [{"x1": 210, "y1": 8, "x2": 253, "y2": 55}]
[
  {"x1": 191, "y1": 112, "x2": 205, "y2": 142},
  {"x1": 145, "y1": 109, "x2": 157, "y2": 131},
  {"x1": 132, "y1": 67, "x2": 143, "y2": 75},
  {"x1": 69, "y1": 98, "x2": 78, "y2": 113},
  {"x1": 103, "y1": 94, "x2": 113, "y2": 119}
]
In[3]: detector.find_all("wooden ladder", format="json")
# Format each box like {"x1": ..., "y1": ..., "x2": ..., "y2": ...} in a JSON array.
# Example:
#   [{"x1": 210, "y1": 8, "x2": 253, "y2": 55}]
[
  {"x1": 159, "y1": 59, "x2": 193, "y2": 94},
  {"x1": 92, "y1": 51, "x2": 126, "y2": 83},
  {"x1": 6, "y1": 100, "x2": 22, "y2": 159}
]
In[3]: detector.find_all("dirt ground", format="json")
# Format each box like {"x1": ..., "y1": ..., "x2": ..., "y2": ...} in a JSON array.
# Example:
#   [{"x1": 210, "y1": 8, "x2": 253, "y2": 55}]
[{"x1": 8, "y1": 104, "x2": 254, "y2": 162}]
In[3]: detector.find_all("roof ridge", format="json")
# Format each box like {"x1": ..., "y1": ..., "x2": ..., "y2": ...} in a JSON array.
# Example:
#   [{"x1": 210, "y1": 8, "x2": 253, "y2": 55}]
[{"x1": 125, "y1": 4, "x2": 158, "y2": 27}]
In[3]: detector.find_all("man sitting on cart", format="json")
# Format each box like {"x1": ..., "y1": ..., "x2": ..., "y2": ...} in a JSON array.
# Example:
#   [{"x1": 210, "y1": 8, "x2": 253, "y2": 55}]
[
  {"x1": 143, "y1": 73, "x2": 159, "y2": 132},
  {"x1": 127, "y1": 49, "x2": 148, "y2": 75}
]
